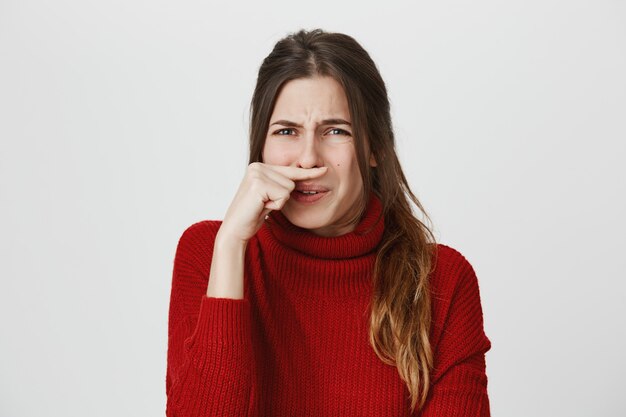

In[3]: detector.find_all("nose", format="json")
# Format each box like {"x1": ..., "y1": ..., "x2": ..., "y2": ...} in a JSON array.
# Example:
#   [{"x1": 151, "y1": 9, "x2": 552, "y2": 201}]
[{"x1": 296, "y1": 133, "x2": 324, "y2": 169}]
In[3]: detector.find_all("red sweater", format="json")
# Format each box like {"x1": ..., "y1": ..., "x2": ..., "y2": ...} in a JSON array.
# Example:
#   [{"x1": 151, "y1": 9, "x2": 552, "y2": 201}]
[{"x1": 166, "y1": 195, "x2": 492, "y2": 416}]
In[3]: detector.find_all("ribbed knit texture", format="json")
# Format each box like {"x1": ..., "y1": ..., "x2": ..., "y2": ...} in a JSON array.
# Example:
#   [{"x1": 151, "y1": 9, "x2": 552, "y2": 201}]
[{"x1": 166, "y1": 195, "x2": 492, "y2": 416}]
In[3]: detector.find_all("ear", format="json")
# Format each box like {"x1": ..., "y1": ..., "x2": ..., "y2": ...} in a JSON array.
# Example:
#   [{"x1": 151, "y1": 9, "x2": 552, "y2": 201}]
[{"x1": 369, "y1": 153, "x2": 377, "y2": 167}]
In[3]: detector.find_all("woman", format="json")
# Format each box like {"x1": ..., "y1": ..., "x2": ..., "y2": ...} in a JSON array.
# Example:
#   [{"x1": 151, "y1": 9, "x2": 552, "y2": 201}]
[{"x1": 166, "y1": 29, "x2": 491, "y2": 416}]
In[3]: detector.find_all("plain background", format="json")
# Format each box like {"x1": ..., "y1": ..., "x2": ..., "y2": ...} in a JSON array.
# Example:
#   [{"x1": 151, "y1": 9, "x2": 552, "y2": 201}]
[{"x1": 1, "y1": 0, "x2": 625, "y2": 416}]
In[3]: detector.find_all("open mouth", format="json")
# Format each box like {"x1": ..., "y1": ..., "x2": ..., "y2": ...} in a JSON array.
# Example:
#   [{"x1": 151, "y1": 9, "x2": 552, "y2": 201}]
[{"x1": 290, "y1": 189, "x2": 329, "y2": 203}]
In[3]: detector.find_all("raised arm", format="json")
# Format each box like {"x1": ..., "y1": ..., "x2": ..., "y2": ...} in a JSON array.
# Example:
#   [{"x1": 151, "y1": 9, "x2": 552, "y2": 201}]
[{"x1": 166, "y1": 163, "x2": 328, "y2": 416}]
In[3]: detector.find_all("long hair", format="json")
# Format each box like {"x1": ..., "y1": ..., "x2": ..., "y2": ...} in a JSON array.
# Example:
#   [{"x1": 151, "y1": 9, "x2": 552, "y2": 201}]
[{"x1": 248, "y1": 28, "x2": 438, "y2": 413}]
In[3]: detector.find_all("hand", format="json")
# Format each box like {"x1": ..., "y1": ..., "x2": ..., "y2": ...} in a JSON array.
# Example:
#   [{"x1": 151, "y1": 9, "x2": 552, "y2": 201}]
[{"x1": 217, "y1": 162, "x2": 328, "y2": 245}]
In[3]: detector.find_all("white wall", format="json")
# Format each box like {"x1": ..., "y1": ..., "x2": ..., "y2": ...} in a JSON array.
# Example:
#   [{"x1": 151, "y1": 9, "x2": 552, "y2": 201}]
[{"x1": 1, "y1": 1, "x2": 624, "y2": 416}]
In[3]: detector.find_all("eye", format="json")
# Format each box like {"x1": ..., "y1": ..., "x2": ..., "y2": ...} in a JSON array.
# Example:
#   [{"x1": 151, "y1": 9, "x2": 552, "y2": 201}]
[
  {"x1": 326, "y1": 128, "x2": 351, "y2": 136},
  {"x1": 273, "y1": 128, "x2": 296, "y2": 135}
]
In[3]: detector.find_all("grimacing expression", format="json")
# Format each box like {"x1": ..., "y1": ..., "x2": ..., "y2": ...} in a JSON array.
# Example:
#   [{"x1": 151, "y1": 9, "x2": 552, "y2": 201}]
[{"x1": 262, "y1": 75, "x2": 376, "y2": 237}]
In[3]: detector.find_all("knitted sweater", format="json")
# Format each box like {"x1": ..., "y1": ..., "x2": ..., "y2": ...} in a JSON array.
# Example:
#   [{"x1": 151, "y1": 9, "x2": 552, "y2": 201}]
[{"x1": 166, "y1": 195, "x2": 492, "y2": 416}]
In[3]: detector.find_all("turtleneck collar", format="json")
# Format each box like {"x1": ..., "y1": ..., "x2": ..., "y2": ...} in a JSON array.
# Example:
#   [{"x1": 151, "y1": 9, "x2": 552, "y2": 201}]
[
  {"x1": 261, "y1": 193, "x2": 385, "y2": 260},
  {"x1": 253, "y1": 194, "x2": 384, "y2": 297}
]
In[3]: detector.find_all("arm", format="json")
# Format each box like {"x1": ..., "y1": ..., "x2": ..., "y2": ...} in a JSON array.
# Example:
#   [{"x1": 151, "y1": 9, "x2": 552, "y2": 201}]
[
  {"x1": 166, "y1": 163, "x2": 327, "y2": 416},
  {"x1": 166, "y1": 222, "x2": 255, "y2": 417},
  {"x1": 417, "y1": 254, "x2": 492, "y2": 416}
]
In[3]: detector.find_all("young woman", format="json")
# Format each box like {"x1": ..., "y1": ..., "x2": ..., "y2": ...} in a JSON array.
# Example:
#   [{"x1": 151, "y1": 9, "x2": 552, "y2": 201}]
[{"x1": 166, "y1": 29, "x2": 492, "y2": 416}]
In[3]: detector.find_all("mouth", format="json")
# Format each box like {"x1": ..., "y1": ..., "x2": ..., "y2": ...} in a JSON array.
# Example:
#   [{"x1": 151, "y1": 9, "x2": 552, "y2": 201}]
[
  {"x1": 290, "y1": 187, "x2": 330, "y2": 204},
  {"x1": 294, "y1": 182, "x2": 330, "y2": 193},
  {"x1": 295, "y1": 181, "x2": 328, "y2": 193}
]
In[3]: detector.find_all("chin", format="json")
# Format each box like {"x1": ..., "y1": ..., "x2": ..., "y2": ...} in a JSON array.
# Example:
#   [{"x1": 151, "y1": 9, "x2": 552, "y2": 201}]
[{"x1": 282, "y1": 205, "x2": 331, "y2": 231}]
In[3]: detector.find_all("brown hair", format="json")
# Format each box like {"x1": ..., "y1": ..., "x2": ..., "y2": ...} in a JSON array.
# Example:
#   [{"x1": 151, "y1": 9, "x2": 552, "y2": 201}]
[{"x1": 248, "y1": 29, "x2": 438, "y2": 413}]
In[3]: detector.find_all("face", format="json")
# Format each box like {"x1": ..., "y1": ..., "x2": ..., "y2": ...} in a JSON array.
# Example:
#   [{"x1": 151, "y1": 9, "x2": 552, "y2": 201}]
[{"x1": 262, "y1": 75, "x2": 376, "y2": 237}]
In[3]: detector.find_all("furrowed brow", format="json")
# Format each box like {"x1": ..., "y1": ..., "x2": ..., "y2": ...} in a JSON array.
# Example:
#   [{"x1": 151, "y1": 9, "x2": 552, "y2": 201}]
[
  {"x1": 269, "y1": 118, "x2": 352, "y2": 127},
  {"x1": 321, "y1": 118, "x2": 351, "y2": 126},
  {"x1": 270, "y1": 120, "x2": 302, "y2": 127}
]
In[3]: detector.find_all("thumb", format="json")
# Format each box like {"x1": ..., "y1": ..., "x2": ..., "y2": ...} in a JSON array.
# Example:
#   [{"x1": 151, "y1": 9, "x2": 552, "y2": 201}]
[
  {"x1": 260, "y1": 207, "x2": 272, "y2": 219},
  {"x1": 264, "y1": 199, "x2": 283, "y2": 211}
]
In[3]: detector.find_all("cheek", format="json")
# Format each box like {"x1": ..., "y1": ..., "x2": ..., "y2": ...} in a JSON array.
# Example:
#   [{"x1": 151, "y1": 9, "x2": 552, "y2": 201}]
[
  {"x1": 262, "y1": 141, "x2": 291, "y2": 165},
  {"x1": 330, "y1": 149, "x2": 362, "y2": 186}
]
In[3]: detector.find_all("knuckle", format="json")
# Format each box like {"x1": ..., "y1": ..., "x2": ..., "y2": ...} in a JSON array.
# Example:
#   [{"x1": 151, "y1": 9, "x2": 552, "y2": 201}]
[
  {"x1": 246, "y1": 168, "x2": 264, "y2": 182},
  {"x1": 248, "y1": 162, "x2": 263, "y2": 173}
]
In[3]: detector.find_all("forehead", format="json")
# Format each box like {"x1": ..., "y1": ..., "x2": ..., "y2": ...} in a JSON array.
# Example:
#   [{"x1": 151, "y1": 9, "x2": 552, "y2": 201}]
[{"x1": 270, "y1": 76, "x2": 350, "y2": 121}]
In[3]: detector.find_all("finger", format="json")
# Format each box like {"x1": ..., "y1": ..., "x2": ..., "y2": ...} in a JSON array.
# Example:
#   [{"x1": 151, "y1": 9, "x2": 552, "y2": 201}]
[
  {"x1": 265, "y1": 165, "x2": 328, "y2": 181},
  {"x1": 264, "y1": 199, "x2": 283, "y2": 211},
  {"x1": 264, "y1": 198, "x2": 289, "y2": 211},
  {"x1": 261, "y1": 167, "x2": 297, "y2": 191},
  {"x1": 258, "y1": 182, "x2": 292, "y2": 211},
  {"x1": 260, "y1": 207, "x2": 272, "y2": 219}
]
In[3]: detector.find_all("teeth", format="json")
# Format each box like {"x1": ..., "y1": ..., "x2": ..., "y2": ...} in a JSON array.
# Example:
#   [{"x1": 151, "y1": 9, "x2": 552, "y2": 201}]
[{"x1": 300, "y1": 191, "x2": 318, "y2": 194}]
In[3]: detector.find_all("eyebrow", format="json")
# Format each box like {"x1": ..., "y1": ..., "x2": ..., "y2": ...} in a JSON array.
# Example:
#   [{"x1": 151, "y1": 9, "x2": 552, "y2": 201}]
[{"x1": 269, "y1": 118, "x2": 352, "y2": 127}]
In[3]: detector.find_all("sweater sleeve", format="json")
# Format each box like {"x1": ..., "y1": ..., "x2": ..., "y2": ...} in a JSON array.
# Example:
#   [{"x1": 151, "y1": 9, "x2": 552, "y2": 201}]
[
  {"x1": 166, "y1": 221, "x2": 255, "y2": 417},
  {"x1": 417, "y1": 250, "x2": 492, "y2": 417}
]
